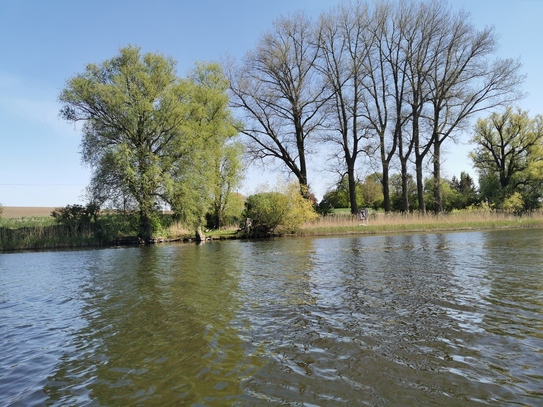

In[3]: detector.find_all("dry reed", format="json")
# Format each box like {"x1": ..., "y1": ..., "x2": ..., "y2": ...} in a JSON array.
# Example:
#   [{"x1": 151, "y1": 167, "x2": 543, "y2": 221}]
[{"x1": 301, "y1": 210, "x2": 543, "y2": 235}]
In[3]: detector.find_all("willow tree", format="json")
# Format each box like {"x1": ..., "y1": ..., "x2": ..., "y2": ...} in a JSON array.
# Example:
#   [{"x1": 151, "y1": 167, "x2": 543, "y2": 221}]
[
  {"x1": 60, "y1": 47, "x2": 236, "y2": 241},
  {"x1": 228, "y1": 12, "x2": 328, "y2": 195},
  {"x1": 181, "y1": 62, "x2": 244, "y2": 231}
]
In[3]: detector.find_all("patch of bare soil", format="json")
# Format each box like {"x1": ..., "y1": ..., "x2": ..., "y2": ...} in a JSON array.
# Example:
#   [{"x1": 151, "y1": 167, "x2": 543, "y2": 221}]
[{"x1": 1, "y1": 207, "x2": 56, "y2": 218}]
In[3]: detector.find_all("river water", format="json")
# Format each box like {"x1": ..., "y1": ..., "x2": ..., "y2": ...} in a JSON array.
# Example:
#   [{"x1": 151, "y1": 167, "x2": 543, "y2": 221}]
[{"x1": 1, "y1": 229, "x2": 542, "y2": 406}]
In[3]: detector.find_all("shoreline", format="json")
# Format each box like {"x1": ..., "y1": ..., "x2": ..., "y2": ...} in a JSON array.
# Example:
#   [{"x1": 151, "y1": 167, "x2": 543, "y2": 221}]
[{"x1": 2, "y1": 211, "x2": 542, "y2": 253}]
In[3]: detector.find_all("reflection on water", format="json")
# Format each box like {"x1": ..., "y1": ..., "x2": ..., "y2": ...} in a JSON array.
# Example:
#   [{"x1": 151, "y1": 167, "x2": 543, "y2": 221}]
[{"x1": 1, "y1": 229, "x2": 542, "y2": 405}]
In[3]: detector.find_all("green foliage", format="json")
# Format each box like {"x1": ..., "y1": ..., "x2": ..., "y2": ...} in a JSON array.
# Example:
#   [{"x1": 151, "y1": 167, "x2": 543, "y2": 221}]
[
  {"x1": 470, "y1": 108, "x2": 543, "y2": 209},
  {"x1": 206, "y1": 191, "x2": 245, "y2": 229},
  {"x1": 243, "y1": 192, "x2": 290, "y2": 236},
  {"x1": 502, "y1": 192, "x2": 524, "y2": 214},
  {"x1": 390, "y1": 174, "x2": 417, "y2": 212},
  {"x1": 319, "y1": 176, "x2": 364, "y2": 210},
  {"x1": 0, "y1": 203, "x2": 3, "y2": 218},
  {"x1": 281, "y1": 183, "x2": 319, "y2": 232},
  {"x1": 167, "y1": 62, "x2": 243, "y2": 234},
  {"x1": 242, "y1": 183, "x2": 318, "y2": 236},
  {"x1": 360, "y1": 173, "x2": 384, "y2": 210},
  {"x1": 51, "y1": 204, "x2": 100, "y2": 233},
  {"x1": 449, "y1": 172, "x2": 479, "y2": 209},
  {"x1": 59, "y1": 48, "x2": 240, "y2": 241}
]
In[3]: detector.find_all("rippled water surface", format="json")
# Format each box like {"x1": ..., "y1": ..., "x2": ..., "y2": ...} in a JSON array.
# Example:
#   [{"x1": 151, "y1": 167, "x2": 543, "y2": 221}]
[{"x1": 1, "y1": 229, "x2": 543, "y2": 406}]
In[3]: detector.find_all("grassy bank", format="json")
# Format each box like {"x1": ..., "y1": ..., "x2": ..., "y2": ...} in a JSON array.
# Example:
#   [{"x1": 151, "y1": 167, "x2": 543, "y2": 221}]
[{"x1": 2, "y1": 209, "x2": 543, "y2": 251}]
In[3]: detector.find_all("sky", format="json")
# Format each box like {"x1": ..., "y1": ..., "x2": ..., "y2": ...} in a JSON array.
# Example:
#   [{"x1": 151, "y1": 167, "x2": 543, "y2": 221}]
[{"x1": 1, "y1": 0, "x2": 542, "y2": 207}]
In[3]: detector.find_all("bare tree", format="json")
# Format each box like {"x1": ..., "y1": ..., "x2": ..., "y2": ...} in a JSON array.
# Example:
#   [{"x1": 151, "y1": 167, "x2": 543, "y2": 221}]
[
  {"x1": 356, "y1": 1, "x2": 402, "y2": 213},
  {"x1": 426, "y1": 7, "x2": 524, "y2": 212},
  {"x1": 227, "y1": 12, "x2": 328, "y2": 194},
  {"x1": 316, "y1": 2, "x2": 373, "y2": 214},
  {"x1": 402, "y1": 0, "x2": 447, "y2": 212}
]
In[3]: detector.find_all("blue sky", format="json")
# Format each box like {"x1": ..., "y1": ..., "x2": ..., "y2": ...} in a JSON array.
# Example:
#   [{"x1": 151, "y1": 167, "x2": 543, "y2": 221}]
[{"x1": 1, "y1": 0, "x2": 542, "y2": 207}]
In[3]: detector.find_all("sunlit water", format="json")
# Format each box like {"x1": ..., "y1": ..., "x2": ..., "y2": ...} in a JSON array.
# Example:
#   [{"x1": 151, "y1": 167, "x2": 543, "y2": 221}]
[{"x1": 1, "y1": 229, "x2": 542, "y2": 406}]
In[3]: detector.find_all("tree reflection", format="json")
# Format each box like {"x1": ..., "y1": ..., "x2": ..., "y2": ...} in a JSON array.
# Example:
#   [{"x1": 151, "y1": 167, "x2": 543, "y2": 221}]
[{"x1": 44, "y1": 242, "x2": 263, "y2": 405}]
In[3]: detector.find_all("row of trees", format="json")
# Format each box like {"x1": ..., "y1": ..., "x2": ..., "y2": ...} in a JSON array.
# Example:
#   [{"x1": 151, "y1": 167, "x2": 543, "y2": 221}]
[
  {"x1": 227, "y1": 0, "x2": 524, "y2": 214},
  {"x1": 57, "y1": 1, "x2": 537, "y2": 241},
  {"x1": 321, "y1": 106, "x2": 543, "y2": 213},
  {"x1": 319, "y1": 171, "x2": 477, "y2": 212}
]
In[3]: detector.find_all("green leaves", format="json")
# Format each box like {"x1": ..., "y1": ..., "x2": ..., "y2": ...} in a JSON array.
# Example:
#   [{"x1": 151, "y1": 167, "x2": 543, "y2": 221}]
[
  {"x1": 470, "y1": 107, "x2": 543, "y2": 209},
  {"x1": 60, "y1": 47, "x2": 242, "y2": 240}
]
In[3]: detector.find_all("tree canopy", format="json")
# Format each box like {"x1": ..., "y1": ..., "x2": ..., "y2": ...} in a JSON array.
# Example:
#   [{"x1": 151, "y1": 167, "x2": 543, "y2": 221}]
[
  {"x1": 470, "y1": 107, "x2": 543, "y2": 208},
  {"x1": 60, "y1": 47, "x2": 241, "y2": 240}
]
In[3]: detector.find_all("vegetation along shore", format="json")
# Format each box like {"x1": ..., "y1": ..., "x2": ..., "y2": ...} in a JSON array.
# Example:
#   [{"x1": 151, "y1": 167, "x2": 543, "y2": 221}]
[{"x1": 1, "y1": 204, "x2": 542, "y2": 252}]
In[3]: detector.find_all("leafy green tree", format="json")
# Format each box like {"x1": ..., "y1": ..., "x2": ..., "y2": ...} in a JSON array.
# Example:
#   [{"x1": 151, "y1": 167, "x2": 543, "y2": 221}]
[
  {"x1": 424, "y1": 177, "x2": 462, "y2": 212},
  {"x1": 449, "y1": 172, "x2": 478, "y2": 209},
  {"x1": 51, "y1": 203, "x2": 100, "y2": 233},
  {"x1": 319, "y1": 176, "x2": 363, "y2": 210},
  {"x1": 60, "y1": 48, "x2": 237, "y2": 241},
  {"x1": 360, "y1": 173, "x2": 384, "y2": 210},
  {"x1": 390, "y1": 173, "x2": 417, "y2": 212},
  {"x1": 502, "y1": 192, "x2": 524, "y2": 214},
  {"x1": 207, "y1": 142, "x2": 244, "y2": 229},
  {"x1": 470, "y1": 107, "x2": 543, "y2": 208},
  {"x1": 169, "y1": 62, "x2": 242, "y2": 234}
]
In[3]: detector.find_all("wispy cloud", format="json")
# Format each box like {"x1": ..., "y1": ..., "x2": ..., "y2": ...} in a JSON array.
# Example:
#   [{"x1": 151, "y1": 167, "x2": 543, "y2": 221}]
[{"x1": 0, "y1": 71, "x2": 78, "y2": 139}]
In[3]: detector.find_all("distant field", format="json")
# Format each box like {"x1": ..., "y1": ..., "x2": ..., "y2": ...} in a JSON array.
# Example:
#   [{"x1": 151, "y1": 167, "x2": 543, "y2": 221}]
[{"x1": 1, "y1": 207, "x2": 55, "y2": 218}]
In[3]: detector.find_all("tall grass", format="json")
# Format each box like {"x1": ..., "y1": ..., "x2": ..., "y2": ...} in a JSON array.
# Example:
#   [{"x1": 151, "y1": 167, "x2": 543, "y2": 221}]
[
  {"x1": 0, "y1": 213, "x2": 195, "y2": 251},
  {"x1": 300, "y1": 209, "x2": 543, "y2": 236},
  {"x1": 0, "y1": 223, "x2": 101, "y2": 251}
]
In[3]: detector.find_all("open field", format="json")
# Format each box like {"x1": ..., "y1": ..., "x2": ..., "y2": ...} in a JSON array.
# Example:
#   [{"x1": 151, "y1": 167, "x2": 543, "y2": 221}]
[{"x1": 1, "y1": 207, "x2": 56, "y2": 218}]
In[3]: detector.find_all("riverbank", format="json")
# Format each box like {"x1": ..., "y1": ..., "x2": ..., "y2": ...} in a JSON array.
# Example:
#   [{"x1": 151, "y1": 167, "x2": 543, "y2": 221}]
[
  {"x1": 2, "y1": 209, "x2": 543, "y2": 252},
  {"x1": 210, "y1": 210, "x2": 543, "y2": 240}
]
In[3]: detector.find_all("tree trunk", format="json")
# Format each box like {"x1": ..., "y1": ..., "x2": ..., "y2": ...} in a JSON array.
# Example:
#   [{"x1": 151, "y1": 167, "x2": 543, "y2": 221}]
[
  {"x1": 382, "y1": 163, "x2": 391, "y2": 213},
  {"x1": 433, "y1": 141, "x2": 443, "y2": 213},
  {"x1": 196, "y1": 225, "x2": 206, "y2": 242},
  {"x1": 401, "y1": 159, "x2": 409, "y2": 212},
  {"x1": 348, "y1": 165, "x2": 359, "y2": 214},
  {"x1": 415, "y1": 156, "x2": 426, "y2": 213},
  {"x1": 139, "y1": 206, "x2": 154, "y2": 242}
]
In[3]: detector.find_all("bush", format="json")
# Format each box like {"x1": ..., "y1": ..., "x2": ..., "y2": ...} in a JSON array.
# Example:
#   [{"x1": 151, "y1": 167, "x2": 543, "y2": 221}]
[
  {"x1": 242, "y1": 192, "x2": 289, "y2": 236},
  {"x1": 51, "y1": 203, "x2": 100, "y2": 233},
  {"x1": 503, "y1": 192, "x2": 524, "y2": 214},
  {"x1": 242, "y1": 182, "x2": 318, "y2": 237}
]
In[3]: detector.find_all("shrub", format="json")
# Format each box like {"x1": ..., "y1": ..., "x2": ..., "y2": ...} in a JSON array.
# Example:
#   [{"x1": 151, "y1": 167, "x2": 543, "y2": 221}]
[
  {"x1": 242, "y1": 192, "x2": 290, "y2": 236},
  {"x1": 242, "y1": 182, "x2": 318, "y2": 236},
  {"x1": 51, "y1": 203, "x2": 100, "y2": 233},
  {"x1": 503, "y1": 192, "x2": 524, "y2": 214}
]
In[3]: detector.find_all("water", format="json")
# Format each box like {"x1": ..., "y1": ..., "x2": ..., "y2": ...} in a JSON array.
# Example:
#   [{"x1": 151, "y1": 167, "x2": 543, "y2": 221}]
[{"x1": 1, "y1": 229, "x2": 542, "y2": 406}]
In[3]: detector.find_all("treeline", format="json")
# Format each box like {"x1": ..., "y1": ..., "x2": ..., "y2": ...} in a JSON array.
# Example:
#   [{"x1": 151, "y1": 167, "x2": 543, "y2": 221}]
[
  {"x1": 46, "y1": 0, "x2": 537, "y2": 242},
  {"x1": 320, "y1": 109, "x2": 543, "y2": 215},
  {"x1": 318, "y1": 172, "x2": 478, "y2": 213},
  {"x1": 227, "y1": 0, "x2": 524, "y2": 214}
]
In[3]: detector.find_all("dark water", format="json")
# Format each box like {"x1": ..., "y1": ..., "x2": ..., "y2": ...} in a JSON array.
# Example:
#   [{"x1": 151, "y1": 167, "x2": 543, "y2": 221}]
[{"x1": 1, "y1": 229, "x2": 542, "y2": 406}]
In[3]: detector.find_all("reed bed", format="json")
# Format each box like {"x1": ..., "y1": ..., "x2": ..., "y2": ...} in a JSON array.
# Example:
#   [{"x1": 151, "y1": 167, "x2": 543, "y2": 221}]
[
  {"x1": 300, "y1": 210, "x2": 543, "y2": 236},
  {"x1": 0, "y1": 224, "x2": 101, "y2": 251}
]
